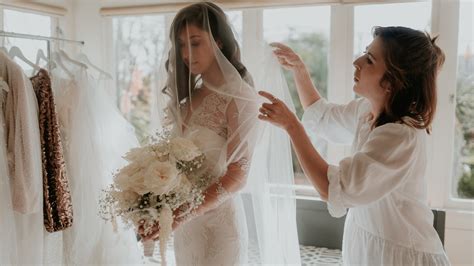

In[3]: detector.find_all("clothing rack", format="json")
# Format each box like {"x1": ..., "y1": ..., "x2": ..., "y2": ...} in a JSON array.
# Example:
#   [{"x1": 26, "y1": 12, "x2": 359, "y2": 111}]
[
  {"x1": 0, "y1": 30, "x2": 85, "y2": 71},
  {"x1": 0, "y1": 30, "x2": 84, "y2": 45}
]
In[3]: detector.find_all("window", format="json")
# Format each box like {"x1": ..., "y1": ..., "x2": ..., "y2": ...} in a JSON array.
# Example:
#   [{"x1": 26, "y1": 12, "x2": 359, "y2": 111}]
[
  {"x1": 264, "y1": 6, "x2": 331, "y2": 190},
  {"x1": 452, "y1": 0, "x2": 474, "y2": 200},
  {"x1": 226, "y1": 11, "x2": 242, "y2": 46},
  {"x1": 2, "y1": 9, "x2": 51, "y2": 72},
  {"x1": 354, "y1": 1, "x2": 432, "y2": 59},
  {"x1": 113, "y1": 15, "x2": 167, "y2": 144}
]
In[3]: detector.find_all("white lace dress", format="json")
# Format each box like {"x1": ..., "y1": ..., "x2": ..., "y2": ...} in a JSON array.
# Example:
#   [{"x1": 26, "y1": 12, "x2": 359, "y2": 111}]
[
  {"x1": 173, "y1": 92, "x2": 249, "y2": 266},
  {"x1": 52, "y1": 66, "x2": 142, "y2": 264}
]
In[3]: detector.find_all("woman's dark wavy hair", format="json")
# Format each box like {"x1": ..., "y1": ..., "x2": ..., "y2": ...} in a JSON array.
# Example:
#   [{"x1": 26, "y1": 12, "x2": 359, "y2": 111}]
[
  {"x1": 162, "y1": 2, "x2": 253, "y2": 103},
  {"x1": 373, "y1": 26, "x2": 445, "y2": 134}
]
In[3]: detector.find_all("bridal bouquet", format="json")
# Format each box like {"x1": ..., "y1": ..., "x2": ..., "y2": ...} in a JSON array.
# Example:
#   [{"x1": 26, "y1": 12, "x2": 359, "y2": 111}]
[{"x1": 100, "y1": 132, "x2": 210, "y2": 265}]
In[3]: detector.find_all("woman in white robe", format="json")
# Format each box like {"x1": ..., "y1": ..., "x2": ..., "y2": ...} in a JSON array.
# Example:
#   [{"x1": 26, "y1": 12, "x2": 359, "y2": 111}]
[{"x1": 259, "y1": 26, "x2": 450, "y2": 265}]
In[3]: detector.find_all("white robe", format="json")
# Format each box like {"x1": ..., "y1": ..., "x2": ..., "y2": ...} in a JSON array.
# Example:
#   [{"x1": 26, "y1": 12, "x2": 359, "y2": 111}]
[{"x1": 302, "y1": 97, "x2": 450, "y2": 265}]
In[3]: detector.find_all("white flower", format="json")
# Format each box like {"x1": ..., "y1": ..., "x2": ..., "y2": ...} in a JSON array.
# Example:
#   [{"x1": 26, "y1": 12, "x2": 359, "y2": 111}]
[
  {"x1": 170, "y1": 137, "x2": 202, "y2": 161},
  {"x1": 150, "y1": 142, "x2": 170, "y2": 159},
  {"x1": 143, "y1": 160, "x2": 180, "y2": 195},
  {"x1": 114, "y1": 162, "x2": 147, "y2": 193},
  {"x1": 123, "y1": 147, "x2": 151, "y2": 162}
]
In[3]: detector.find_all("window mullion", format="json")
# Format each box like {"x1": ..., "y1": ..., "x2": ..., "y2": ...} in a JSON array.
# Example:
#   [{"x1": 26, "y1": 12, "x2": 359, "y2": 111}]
[
  {"x1": 0, "y1": 8, "x2": 4, "y2": 31},
  {"x1": 427, "y1": 0, "x2": 461, "y2": 209},
  {"x1": 327, "y1": 4, "x2": 354, "y2": 164},
  {"x1": 242, "y1": 8, "x2": 263, "y2": 73}
]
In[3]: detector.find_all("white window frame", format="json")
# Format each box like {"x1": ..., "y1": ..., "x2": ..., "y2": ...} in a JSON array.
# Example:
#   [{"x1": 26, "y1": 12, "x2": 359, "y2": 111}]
[{"x1": 428, "y1": 0, "x2": 474, "y2": 211}]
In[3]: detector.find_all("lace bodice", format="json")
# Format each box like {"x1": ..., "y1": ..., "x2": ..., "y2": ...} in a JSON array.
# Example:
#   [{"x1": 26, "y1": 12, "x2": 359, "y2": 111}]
[{"x1": 182, "y1": 92, "x2": 230, "y2": 139}]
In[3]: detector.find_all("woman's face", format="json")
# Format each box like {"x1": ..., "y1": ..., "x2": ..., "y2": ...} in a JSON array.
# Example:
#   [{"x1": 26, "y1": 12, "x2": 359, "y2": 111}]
[
  {"x1": 178, "y1": 23, "x2": 217, "y2": 76},
  {"x1": 352, "y1": 37, "x2": 389, "y2": 105}
]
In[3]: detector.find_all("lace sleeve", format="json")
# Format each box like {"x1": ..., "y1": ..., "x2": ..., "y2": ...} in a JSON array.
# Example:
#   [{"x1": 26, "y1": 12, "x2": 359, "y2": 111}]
[
  {"x1": 215, "y1": 158, "x2": 249, "y2": 203},
  {"x1": 177, "y1": 99, "x2": 256, "y2": 223}
]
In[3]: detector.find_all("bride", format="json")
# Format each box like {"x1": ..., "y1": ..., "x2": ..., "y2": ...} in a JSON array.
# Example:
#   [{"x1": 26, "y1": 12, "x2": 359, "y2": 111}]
[{"x1": 140, "y1": 2, "x2": 301, "y2": 265}]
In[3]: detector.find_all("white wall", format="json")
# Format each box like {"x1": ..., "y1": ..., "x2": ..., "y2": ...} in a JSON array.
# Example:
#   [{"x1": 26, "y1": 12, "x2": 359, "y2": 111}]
[
  {"x1": 445, "y1": 211, "x2": 474, "y2": 266},
  {"x1": 71, "y1": 1, "x2": 109, "y2": 71}
]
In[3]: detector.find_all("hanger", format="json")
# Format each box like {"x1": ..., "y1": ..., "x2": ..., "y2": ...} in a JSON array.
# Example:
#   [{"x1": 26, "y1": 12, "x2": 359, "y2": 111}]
[
  {"x1": 51, "y1": 51, "x2": 74, "y2": 79},
  {"x1": 35, "y1": 49, "x2": 56, "y2": 71},
  {"x1": 57, "y1": 49, "x2": 88, "y2": 69},
  {"x1": 76, "y1": 52, "x2": 112, "y2": 79},
  {"x1": 8, "y1": 46, "x2": 41, "y2": 73}
]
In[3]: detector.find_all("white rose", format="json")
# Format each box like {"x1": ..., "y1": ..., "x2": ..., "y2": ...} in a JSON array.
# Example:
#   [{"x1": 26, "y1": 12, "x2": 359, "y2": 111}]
[
  {"x1": 114, "y1": 162, "x2": 146, "y2": 192},
  {"x1": 151, "y1": 142, "x2": 170, "y2": 157},
  {"x1": 123, "y1": 146, "x2": 151, "y2": 162},
  {"x1": 170, "y1": 137, "x2": 202, "y2": 161},
  {"x1": 143, "y1": 160, "x2": 180, "y2": 195}
]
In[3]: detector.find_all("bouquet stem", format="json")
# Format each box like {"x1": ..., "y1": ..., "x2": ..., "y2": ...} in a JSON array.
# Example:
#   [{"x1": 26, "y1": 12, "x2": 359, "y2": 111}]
[{"x1": 142, "y1": 239, "x2": 155, "y2": 257}]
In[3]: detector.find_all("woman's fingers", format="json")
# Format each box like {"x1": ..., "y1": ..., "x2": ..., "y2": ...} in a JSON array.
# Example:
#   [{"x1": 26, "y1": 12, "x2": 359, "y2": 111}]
[
  {"x1": 259, "y1": 107, "x2": 274, "y2": 118},
  {"x1": 258, "y1": 114, "x2": 272, "y2": 121},
  {"x1": 270, "y1": 42, "x2": 292, "y2": 52},
  {"x1": 274, "y1": 50, "x2": 295, "y2": 62},
  {"x1": 262, "y1": 102, "x2": 275, "y2": 109},
  {"x1": 258, "y1": 91, "x2": 280, "y2": 104},
  {"x1": 258, "y1": 90, "x2": 274, "y2": 101}
]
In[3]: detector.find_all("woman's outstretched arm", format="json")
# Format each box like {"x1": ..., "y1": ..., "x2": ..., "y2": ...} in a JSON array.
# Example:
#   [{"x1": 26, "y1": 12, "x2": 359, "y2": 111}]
[{"x1": 271, "y1": 42, "x2": 321, "y2": 109}]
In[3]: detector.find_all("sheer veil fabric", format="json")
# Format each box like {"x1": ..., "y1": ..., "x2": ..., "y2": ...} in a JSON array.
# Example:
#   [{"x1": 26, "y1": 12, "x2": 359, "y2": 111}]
[{"x1": 153, "y1": 2, "x2": 300, "y2": 264}]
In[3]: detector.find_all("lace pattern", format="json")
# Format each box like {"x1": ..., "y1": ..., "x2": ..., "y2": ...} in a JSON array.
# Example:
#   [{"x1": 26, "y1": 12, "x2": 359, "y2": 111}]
[
  {"x1": 174, "y1": 91, "x2": 248, "y2": 265},
  {"x1": 236, "y1": 158, "x2": 250, "y2": 171},
  {"x1": 185, "y1": 92, "x2": 230, "y2": 138},
  {"x1": 216, "y1": 181, "x2": 231, "y2": 204}
]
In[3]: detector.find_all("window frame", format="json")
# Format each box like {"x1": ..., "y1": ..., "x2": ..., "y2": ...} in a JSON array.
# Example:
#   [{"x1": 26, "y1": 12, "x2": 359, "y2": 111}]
[{"x1": 428, "y1": 0, "x2": 473, "y2": 211}]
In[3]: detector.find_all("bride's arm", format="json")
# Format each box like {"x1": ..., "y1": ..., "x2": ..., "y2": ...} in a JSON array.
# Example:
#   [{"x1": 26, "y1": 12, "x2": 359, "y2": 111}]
[
  {"x1": 174, "y1": 99, "x2": 253, "y2": 227},
  {"x1": 140, "y1": 99, "x2": 254, "y2": 240}
]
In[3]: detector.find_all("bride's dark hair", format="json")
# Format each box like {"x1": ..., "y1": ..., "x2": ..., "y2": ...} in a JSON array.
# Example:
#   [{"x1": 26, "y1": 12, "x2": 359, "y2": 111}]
[{"x1": 162, "y1": 1, "x2": 253, "y2": 102}]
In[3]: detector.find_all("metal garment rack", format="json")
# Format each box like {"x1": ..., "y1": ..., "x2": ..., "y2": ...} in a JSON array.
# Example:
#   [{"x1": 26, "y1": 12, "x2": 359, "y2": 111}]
[{"x1": 0, "y1": 30, "x2": 85, "y2": 70}]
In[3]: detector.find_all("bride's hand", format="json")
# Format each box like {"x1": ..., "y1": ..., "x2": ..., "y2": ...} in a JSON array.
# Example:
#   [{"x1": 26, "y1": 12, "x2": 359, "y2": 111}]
[
  {"x1": 258, "y1": 91, "x2": 300, "y2": 132},
  {"x1": 270, "y1": 42, "x2": 305, "y2": 71},
  {"x1": 138, "y1": 223, "x2": 160, "y2": 241}
]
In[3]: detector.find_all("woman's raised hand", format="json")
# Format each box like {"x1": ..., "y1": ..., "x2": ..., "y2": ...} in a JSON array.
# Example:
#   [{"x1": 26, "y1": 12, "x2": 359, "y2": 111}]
[
  {"x1": 270, "y1": 42, "x2": 304, "y2": 71},
  {"x1": 258, "y1": 91, "x2": 299, "y2": 132}
]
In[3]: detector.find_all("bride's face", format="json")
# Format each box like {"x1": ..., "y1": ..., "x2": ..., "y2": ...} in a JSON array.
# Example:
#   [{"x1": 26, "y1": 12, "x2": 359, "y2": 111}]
[{"x1": 178, "y1": 24, "x2": 218, "y2": 76}]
